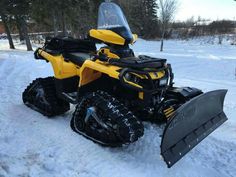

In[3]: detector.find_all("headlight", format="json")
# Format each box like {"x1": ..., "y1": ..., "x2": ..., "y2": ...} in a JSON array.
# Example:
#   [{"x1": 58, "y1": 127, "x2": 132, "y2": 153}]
[
  {"x1": 124, "y1": 73, "x2": 131, "y2": 80},
  {"x1": 159, "y1": 78, "x2": 168, "y2": 86},
  {"x1": 125, "y1": 73, "x2": 140, "y2": 83}
]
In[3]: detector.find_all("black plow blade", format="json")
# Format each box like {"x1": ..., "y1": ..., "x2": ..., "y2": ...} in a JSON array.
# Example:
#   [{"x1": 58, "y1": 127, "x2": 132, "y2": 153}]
[{"x1": 161, "y1": 90, "x2": 228, "y2": 168}]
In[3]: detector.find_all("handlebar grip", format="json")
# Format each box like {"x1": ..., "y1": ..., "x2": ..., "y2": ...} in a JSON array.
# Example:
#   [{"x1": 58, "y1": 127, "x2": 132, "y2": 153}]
[
  {"x1": 34, "y1": 48, "x2": 44, "y2": 60},
  {"x1": 93, "y1": 54, "x2": 109, "y2": 62}
]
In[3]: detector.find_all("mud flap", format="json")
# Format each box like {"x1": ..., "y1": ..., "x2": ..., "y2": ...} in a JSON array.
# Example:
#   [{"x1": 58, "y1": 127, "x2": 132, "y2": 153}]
[{"x1": 161, "y1": 90, "x2": 228, "y2": 168}]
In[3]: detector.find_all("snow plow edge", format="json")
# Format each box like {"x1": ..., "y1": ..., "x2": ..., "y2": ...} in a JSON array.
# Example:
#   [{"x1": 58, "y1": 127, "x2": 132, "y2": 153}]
[{"x1": 161, "y1": 89, "x2": 228, "y2": 168}]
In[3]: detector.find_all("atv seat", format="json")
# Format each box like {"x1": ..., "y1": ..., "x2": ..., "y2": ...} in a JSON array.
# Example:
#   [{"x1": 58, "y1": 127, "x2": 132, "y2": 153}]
[{"x1": 63, "y1": 52, "x2": 91, "y2": 66}]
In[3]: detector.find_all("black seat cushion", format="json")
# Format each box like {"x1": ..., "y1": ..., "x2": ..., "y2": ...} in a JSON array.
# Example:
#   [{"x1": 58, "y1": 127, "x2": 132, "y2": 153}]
[
  {"x1": 63, "y1": 52, "x2": 91, "y2": 65},
  {"x1": 44, "y1": 37, "x2": 96, "y2": 55}
]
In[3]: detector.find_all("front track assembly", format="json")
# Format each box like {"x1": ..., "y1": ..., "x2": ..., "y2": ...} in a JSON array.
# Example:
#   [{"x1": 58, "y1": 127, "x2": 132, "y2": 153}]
[{"x1": 71, "y1": 91, "x2": 144, "y2": 146}]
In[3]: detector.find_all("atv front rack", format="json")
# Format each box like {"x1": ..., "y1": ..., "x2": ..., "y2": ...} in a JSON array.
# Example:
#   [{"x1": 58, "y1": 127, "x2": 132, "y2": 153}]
[{"x1": 109, "y1": 55, "x2": 167, "y2": 69}]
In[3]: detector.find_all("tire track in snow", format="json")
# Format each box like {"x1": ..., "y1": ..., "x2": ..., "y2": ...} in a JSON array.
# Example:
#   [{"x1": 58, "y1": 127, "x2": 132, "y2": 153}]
[{"x1": 189, "y1": 137, "x2": 236, "y2": 177}]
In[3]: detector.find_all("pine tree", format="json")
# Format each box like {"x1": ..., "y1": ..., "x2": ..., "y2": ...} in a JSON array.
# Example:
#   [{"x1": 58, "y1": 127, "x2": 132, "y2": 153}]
[
  {"x1": 30, "y1": 0, "x2": 57, "y2": 35},
  {"x1": 142, "y1": 0, "x2": 159, "y2": 38},
  {"x1": 114, "y1": 0, "x2": 160, "y2": 38},
  {"x1": 27, "y1": 0, "x2": 161, "y2": 40}
]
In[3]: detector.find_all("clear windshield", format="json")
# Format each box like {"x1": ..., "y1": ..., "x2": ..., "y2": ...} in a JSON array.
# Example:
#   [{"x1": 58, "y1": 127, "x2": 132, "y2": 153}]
[{"x1": 97, "y1": 2, "x2": 131, "y2": 32}]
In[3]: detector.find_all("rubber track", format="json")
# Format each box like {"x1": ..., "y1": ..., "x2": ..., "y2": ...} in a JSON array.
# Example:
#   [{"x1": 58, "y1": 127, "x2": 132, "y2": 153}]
[
  {"x1": 71, "y1": 90, "x2": 144, "y2": 146},
  {"x1": 22, "y1": 77, "x2": 70, "y2": 117}
]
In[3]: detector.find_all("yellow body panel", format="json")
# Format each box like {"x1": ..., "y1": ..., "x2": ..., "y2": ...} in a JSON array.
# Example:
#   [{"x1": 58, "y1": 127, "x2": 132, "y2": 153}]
[
  {"x1": 123, "y1": 78, "x2": 143, "y2": 89},
  {"x1": 39, "y1": 50, "x2": 79, "y2": 79},
  {"x1": 131, "y1": 34, "x2": 138, "y2": 44},
  {"x1": 132, "y1": 71, "x2": 165, "y2": 80},
  {"x1": 89, "y1": 29, "x2": 125, "y2": 45},
  {"x1": 79, "y1": 60, "x2": 120, "y2": 86},
  {"x1": 150, "y1": 71, "x2": 165, "y2": 79},
  {"x1": 38, "y1": 49, "x2": 166, "y2": 91},
  {"x1": 39, "y1": 49, "x2": 121, "y2": 86},
  {"x1": 139, "y1": 92, "x2": 144, "y2": 100},
  {"x1": 97, "y1": 48, "x2": 120, "y2": 59}
]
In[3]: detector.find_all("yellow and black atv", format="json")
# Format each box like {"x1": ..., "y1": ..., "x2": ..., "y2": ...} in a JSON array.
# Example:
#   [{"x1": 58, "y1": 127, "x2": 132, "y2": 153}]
[{"x1": 23, "y1": 2, "x2": 228, "y2": 167}]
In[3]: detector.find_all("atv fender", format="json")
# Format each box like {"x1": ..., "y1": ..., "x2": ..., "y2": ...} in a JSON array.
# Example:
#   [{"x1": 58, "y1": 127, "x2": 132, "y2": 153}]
[
  {"x1": 161, "y1": 89, "x2": 227, "y2": 167},
  {"x1": 79, "y1": 60, "x2": 120, "y2": 86}
]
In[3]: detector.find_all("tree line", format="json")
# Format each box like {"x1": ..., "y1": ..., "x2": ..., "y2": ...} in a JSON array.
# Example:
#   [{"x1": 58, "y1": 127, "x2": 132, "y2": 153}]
[
  {"x1": 1, "y1": 0, "x2": 234, "y2": 51},
  {"x1": 0, "y1": 0, "x2": 179, "y2": 51},
  {"x1": 0, "y1": 0, "x2": 160, "y2": 50},
  {"x1": 171, "y1": 19, "x2": 236, "y2": 39}
]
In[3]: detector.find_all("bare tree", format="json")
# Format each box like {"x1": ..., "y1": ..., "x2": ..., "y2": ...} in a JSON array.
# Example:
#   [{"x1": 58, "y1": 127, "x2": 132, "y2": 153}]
[
  {"x1": 159, "y1": 0, "x2": 178, "y2": 51},
  {"x1": 52, "y1": 9, "x2": 59, "y2": 37},
  {"x1": 17, "y1": 16, "x2": 33, "y2": 51},
  {"x1": 0, "y1": 13, "x2": 15, "y2": 49},
  {"x1": 0, "y1": 0, "x2": 15, "y2": 49}
]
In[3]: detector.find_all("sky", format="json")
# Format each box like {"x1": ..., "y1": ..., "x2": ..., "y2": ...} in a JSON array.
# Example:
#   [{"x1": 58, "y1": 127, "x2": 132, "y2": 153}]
[{"x1": 175, "y1": 0, "x2": 236, "y2": 21}]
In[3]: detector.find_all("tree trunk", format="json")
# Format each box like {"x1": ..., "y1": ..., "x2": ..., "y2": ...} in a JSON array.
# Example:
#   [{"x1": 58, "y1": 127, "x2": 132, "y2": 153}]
[
  {"x1": 160, "y1": 37, "x2": 164, "y2": 52},
  {"x1": 160, "y1": 24, "x2": 166, "y2": 52},
  {"x1": 52, "y1": 10, "x2": 58, "y2": 37},
  {"x1": 19, "y1": 16, "x2": 33, "y2": 51},
  {"x1": 1, "y1": 13, "x2": 15, "y2": 49},
  {"x1": 218, "y1": 34, "x2": 223, "y2": 45},
  {"x1": 61, "y1": 11, "x2": 67, "y2": 37},
  {"x1": 16, "y1": 17, "x2": 25, "y2": 42}
]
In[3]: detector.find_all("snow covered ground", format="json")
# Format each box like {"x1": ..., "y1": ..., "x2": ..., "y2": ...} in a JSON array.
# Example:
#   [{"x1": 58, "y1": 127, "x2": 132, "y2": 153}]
[{"x1": 0, "y1": 39, "x2": 236, "y2": 177}]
